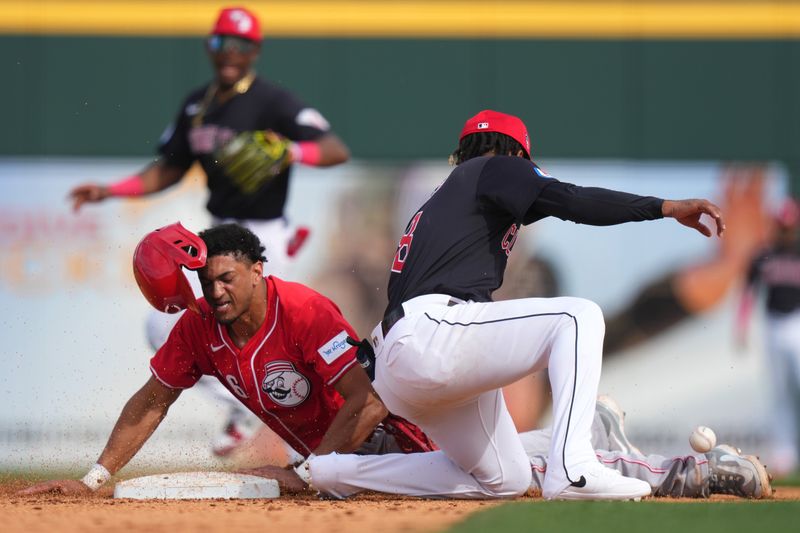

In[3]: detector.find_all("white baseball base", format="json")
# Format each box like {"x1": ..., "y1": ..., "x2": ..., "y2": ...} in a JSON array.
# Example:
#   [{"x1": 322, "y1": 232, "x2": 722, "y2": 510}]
[{"x1": 113, "y1": 472, "x2": 280, "y2": 500}]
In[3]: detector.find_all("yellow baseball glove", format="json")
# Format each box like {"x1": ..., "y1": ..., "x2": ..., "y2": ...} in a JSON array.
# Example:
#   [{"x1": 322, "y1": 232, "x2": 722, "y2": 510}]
[{"x1": 217, "y1": 130, "x2": 293, "y2": 194}]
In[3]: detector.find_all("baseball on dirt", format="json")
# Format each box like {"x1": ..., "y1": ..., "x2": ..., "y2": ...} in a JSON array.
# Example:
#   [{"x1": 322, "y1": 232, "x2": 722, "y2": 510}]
[{"x1": 689, "y1": 426, "x2": 717, "y2": 453}]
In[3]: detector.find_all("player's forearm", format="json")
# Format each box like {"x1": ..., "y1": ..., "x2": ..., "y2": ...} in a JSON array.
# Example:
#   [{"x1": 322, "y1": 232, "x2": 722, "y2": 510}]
[
  {"x1": 95, "y1": 395, "x2": 170, "y2": 474},
  {"x1": 102, "y1": 161, "x2": 185, "y2": 199},
  {"x1": 138, "y1": 161, "x2": 186, "y2": 193},
  {"x1": 313, "y1": 393, "x2": 387, "y2": 455},
  {"x1": 533, "y1": 182, "x2": 664, "y2": 226},
  {"x1": 308, "y1": 134, "x2": 350, "y2": 167}
]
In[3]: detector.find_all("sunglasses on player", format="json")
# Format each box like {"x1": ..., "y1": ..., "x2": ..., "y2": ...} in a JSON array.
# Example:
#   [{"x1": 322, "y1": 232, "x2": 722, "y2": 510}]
[{"x1": 207, "y1": 35, "x2": 258, "y2": 54}]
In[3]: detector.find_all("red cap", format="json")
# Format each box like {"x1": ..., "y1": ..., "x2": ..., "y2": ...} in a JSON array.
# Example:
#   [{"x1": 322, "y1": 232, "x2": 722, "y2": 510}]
[
  {"x1": 133, "y1": 222, "x2": 207, "y2": 315},
  {"x1": 460, "y1": 110, "x2": 531, "y2": 158},
  {"x1": 211, "y1": 7, "x2": 261, "y2": 42}
]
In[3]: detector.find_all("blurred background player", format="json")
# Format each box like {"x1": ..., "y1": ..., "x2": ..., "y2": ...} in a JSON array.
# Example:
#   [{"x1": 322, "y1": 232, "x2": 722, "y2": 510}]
[
  {"x1": 67, "y1": 6, "x2": 350, "y2": 458},
  {"x1": 736, "y1": 196, "x2": 800, "y2": 478}
]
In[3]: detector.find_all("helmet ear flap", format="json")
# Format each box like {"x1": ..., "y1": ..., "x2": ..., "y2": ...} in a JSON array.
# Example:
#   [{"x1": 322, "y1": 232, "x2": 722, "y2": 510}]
[{"x1": 133, "y1": 222, "x2": 207, "y2": 314}]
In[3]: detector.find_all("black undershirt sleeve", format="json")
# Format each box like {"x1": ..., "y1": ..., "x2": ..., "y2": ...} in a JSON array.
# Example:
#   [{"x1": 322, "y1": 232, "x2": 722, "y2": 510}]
[{"x1": 527, "y1": 181, "x2": 664, "y2": 226}]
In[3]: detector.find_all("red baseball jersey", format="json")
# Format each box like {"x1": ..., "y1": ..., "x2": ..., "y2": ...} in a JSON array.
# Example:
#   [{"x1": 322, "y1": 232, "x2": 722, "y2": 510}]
[{"x1": 149, "y1": 276, "x2": 360, "y2": 456}]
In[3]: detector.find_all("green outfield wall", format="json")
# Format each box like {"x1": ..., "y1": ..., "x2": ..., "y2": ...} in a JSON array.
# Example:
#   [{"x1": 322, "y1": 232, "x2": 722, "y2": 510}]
[{"x1": 2, "y1": 36, "x2": 799, "y2": 178}]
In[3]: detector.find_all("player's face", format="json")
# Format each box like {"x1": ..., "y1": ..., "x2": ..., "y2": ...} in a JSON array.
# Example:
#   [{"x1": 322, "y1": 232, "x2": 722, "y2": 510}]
[
  {"x1": 206, "y1": 35, "x2": 260, "y2": 88},
  {"x1": 198, "y1": 253, "x2": 263, "y2": 324}
]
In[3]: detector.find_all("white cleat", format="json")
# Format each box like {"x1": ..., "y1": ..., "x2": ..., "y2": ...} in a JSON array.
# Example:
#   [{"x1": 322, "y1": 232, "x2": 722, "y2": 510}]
[{"x1": 553, "y1": 463, "x2": 652, "y2": 501}]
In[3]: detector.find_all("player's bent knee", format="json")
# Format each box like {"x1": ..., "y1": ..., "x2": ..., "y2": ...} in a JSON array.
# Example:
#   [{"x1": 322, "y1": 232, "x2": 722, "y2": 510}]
[
  {"x1": 476, "y1": 462, "x2": 532, "y2": 498},
  {"x1": 565, "y1": 298, "x2": 605, "y2": 334}
]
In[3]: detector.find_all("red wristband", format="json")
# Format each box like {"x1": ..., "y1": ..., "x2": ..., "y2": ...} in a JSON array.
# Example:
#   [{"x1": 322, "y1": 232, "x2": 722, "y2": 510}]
[
  {"x1": 107, "y1": 175, "x2": 145, "y2": 197},
  {"x1": 291, "y1": 141, "x2": 322, "y2": 166}
]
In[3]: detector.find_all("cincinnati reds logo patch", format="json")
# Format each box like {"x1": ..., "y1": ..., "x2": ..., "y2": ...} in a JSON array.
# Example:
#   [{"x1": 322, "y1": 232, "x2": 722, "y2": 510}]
[{"x1": 262, "y1": 361, "x2": 311, "y2": 407}]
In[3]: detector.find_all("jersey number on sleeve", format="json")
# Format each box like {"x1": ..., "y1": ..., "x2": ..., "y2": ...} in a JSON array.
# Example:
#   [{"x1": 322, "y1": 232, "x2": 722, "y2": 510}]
[
  {"x1": 391, "y1": 211, "x2": 423, "y2": 273},
  {"x1": 226, "y1": 375, "x2": 248, "y2": 399}
]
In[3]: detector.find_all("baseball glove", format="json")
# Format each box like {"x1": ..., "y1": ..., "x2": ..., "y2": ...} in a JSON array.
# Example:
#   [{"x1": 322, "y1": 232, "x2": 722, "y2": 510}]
[
  {"x1": 382, "y1": 414, "x2": 438, "y2": 453},
  {"x1": 217, "y1": 130, "x2": 293, "y2": 194}
]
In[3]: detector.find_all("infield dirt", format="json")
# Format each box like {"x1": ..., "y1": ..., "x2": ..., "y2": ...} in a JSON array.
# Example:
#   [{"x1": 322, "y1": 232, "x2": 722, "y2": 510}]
[{"x1": 3, "y1": 481, "x2": 799, "y2": 533}]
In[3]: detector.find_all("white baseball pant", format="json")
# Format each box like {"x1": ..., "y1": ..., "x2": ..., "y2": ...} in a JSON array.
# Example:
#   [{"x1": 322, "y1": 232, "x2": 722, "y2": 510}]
[
  {"x1": 311, "y1": 413, "x2": 712, "y2": 498},
  {"x1": 764, "y1": 310, "x2": 800, "y2": 475},
  {"x1": 311, "y1": 294, "x2": 605, "y2": 499}
]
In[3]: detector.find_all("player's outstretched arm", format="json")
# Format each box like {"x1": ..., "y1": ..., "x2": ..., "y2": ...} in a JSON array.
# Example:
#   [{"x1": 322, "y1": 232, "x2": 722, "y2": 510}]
[
  {"x1": 17, "y1": 376, "x2": 182, "y2": 496},
  {"x1": 661, "y1": 199, "x2": 725, "y2": 237},
  {"x1": 69, "y1": 160, "x2": 187, "y2": 212}
]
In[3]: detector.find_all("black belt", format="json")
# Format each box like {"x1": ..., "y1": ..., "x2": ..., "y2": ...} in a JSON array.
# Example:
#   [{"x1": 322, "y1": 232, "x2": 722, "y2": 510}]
[{"x1": 381, "y1": 298, "x2": 460, "y2": 337}]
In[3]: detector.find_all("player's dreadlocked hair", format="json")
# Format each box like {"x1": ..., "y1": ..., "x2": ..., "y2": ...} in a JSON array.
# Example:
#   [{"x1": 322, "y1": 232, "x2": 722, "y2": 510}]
[
  {"x1": 449, "y1": 132, "x2": 530, "y2": 165},
  {"x1": 199, "y1": 223, "x2": 267, "y2": 264}
]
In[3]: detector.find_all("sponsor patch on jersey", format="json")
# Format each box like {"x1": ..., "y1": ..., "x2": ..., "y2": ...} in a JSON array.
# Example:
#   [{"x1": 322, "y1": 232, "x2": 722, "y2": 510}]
[
  {"x1": 296, "y1": 108, "x2": 331, "y2": 131},
  {"x1": 318, "y1": 330, "x2": 351, "y2": 364},
  {"x1": 534, "y1": 166, "x2": 553, "y2": 178},
  {"x1": 262, "y1": 361, "x2": 311, "y2": 407}
]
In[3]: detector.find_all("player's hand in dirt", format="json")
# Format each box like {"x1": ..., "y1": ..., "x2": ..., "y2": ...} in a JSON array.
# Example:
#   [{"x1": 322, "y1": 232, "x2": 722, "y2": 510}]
[
  {"x1": 16, "y1": 479, "x2": 93, "y2": 497},
  {"x1": 662, "y1": 198, "x2": 725, "y2": 237},
  {"x1": 69, "y1": 183, "x2": 110, "y2": 212},
  {"x1": 237, "y1": 465, "x2": 308, "y2": 493}
]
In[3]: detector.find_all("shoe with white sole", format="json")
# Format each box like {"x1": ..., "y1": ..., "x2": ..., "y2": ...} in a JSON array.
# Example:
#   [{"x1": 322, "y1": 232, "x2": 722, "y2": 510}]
[
  {"x1": 554, "y1": 462, "x2": 652, "y2": 501},
  {"x1": 596, "y1": 395, "x2": 643, "y2": 456},
  {"x1": 706, "y1": 445, "x2": 773, "y2": 499}
]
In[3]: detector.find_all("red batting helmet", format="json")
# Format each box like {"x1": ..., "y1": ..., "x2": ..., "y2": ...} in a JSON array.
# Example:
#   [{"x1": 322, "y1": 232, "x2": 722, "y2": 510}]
[
  {"x1": 133, "y1": 222, "x2": 207, "y2": 314},
  {"x1": 211, "y1": 6, "x2": 261, "y2": 42},
  {"x1": 460, "y1": 110, "x2": 531, "y2": 159}
]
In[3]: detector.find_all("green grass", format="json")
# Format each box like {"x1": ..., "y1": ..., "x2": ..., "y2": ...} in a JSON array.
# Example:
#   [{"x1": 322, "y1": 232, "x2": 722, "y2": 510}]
[
  {"x1": 773, "y1": 472, "x2": 800, "y2": 487},
  {"x1": 446, "y1": 501, "x2": 799, "y2": 533}
]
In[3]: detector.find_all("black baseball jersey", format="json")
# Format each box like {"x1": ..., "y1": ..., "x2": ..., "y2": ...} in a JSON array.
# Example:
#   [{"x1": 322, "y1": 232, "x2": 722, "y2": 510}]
[
  {"x1": 746, "y1": 238, "x2": 800, "y2": 315},
  {"x1": 158, "y1": 76, "x2": 329, "y2": 220},
  {"x1": 386, "y1": 156, "x2": 664, "y2": 312}
]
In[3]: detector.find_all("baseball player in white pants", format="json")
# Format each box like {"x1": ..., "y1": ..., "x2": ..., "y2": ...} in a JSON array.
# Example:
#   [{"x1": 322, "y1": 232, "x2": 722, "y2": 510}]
[
  {"x1": 306, "y1": 110, "x2": 725, "y2": 500},
  {"x1": 737, "y1": 198, "x2": 800, "y2": 477},
  {"x1": 312, "y1": 296, "x2": 622, "y2": 499},
  {"x1": 309, "y1": 396, "x2": 771, "y2": 499},
  {"x1": 763, "y1": 311, "x2": 800, "y2": 474}
]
